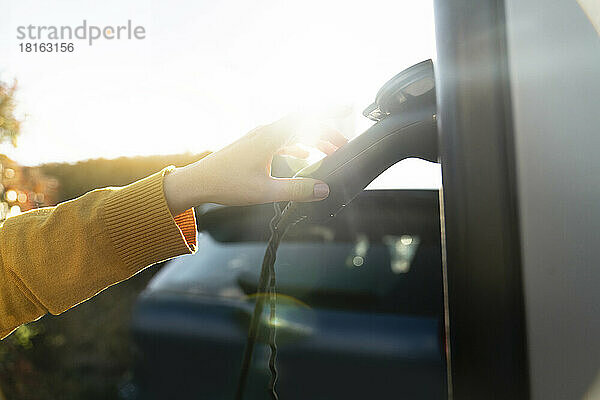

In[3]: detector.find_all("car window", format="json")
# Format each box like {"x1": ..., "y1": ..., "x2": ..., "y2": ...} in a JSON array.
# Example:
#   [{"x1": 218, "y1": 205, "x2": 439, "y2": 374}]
[{"x1": 151, "y1": 190, "x2": 444, "y2": 316}]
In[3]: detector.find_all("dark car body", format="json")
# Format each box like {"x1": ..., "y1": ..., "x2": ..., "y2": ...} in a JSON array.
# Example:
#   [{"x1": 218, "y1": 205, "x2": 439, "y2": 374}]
[{"x1": 131, "y1": 189, "x2": 446, "y2": 399}]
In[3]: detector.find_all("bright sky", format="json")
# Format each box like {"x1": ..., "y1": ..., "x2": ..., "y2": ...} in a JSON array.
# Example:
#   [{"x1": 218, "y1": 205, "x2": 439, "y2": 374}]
[{"x1": 0, "y1": 0, "x2": 440, "y2": 188}]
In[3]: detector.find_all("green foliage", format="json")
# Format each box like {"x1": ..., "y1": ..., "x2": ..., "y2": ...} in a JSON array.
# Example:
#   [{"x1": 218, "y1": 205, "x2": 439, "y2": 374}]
[{"x1": 0, "y1": 80, "x2": 20, "y2": 147}]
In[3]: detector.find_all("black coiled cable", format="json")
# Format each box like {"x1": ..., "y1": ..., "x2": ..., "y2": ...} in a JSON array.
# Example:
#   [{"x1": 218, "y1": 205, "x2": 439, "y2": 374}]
[
  {"x1": 267, "y1": 203, "x2": 282, "y2": 400},
  {"x1": 235, "y1": 202, "x2": 298, "y2": 400}
]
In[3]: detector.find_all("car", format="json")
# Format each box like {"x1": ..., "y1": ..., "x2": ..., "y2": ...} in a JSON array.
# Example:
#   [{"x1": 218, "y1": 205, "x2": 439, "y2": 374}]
[{"x1": 130, "y1": 185, "x2": 447, "y2": 400}]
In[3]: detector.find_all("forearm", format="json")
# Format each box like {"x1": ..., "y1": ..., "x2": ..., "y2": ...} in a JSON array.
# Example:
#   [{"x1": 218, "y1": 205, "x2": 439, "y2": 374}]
[
  {"x1": 163, "y1": 161, "x2": 211, "y2": 216},
  {"x1": 0, "y1": 167, "x2": 196, "y2": 339}
]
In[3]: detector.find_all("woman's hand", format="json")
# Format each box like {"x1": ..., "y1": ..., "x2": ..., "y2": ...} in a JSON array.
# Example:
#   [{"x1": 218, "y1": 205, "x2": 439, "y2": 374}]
[{"x1": 163, "y1": 116, "x2": 348, "y2": 215}]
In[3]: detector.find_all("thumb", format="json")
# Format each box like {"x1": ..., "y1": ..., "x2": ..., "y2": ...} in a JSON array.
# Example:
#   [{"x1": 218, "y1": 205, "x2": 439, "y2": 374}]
[{"x1": 269, "y1": 178, "x2": 330, "y2": 202}]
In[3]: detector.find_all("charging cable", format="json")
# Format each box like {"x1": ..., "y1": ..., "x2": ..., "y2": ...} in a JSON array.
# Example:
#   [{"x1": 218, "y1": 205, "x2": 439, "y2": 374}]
[{"x1": 235, "y1": 202, "x2": 298, "y2": 400}]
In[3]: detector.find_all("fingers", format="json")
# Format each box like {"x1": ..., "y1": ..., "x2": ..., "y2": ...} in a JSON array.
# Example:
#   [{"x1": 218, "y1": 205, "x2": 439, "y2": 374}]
[
  {"x1": 268, "y1": 177, "x2": 330, "y2": 202},
  {"x1": 277, "y1": 144, "x2": 310, "y2": 159},
  {"x1": 260, "y1": 115, "x2": 303, "y2": 151},
  {"x1": 260, "y1": 114, "x2": 348, "y2": 153},
  {"x1": 316, "y1": 140, "x2": 338, "y2": 156},
  {"x1": 320, "y1": 125, "x2": 348, "y2": 148}
]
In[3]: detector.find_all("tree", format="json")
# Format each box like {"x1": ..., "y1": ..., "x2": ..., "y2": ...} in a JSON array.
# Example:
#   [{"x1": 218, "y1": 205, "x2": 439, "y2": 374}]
[{"x1": 0, "y1": 80, "x2": 20, "y2": 147}]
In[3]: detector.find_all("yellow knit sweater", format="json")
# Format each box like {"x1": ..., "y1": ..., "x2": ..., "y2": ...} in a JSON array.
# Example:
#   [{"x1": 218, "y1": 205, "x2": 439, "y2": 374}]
[{"x1": 0, "y1": 167, "x2": 197, "y2": 339}]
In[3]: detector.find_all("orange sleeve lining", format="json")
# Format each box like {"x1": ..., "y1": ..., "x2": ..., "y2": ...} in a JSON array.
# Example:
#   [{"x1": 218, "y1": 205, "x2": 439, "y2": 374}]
[{"x1": 173, "y1": 208, "x2": 197, "y2": 250}]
